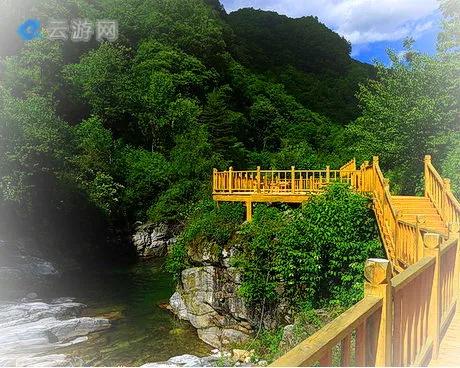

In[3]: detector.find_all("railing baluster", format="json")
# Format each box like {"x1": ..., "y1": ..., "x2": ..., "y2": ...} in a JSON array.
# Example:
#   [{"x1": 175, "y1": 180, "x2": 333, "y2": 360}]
[
  {"x1": 355, "y1": 322, "x2": 367, "y2": 366},
  {"x1": 319, "y1": 350, "x2": 332, "y2": 366},
  {"x1": 341, "y1": 335, "x2": 351, "y2": 366}
]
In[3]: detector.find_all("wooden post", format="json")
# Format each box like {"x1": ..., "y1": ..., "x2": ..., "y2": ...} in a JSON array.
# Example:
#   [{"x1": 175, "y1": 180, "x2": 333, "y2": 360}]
[
  {"x1": 257, "y1": 166, "x2": 261, "y2": 193},
  {"x1": 394, "y1": 210, "x2": 401, "y2": 262},
  {"x1": 416, "y1": 215, "x2": 426, "y2": 261},
  {"x1": 449, "y1": 223, "x2": 460, "y2": 313},
  {"x1": 424, "y1": 155, "x2": 432, "y2": 197},
  {"x1": 384, "y1": 178, "x2": 390, "y2": 191},
  {"x1": 291, "y1": 166, "x2": 296, "y2": 193},
  {"x1": 229, "y1": 167, "x2": 233, "y2": 194},
  {"x1": 326, "y1": 166, "x2": 330, "y2": 184},
  {"x1": 363, "y1": 161, "x2": 370, "y2": 192},
  {"x1": 246, "y1": 201, "x2": 252, "y2": 222},
  {"x1": 424, "y1": 232, "x2": 441, "y2": 359},
  {"x1": 213, "y1": 168, "x2": 217, "y2": 193},
  {"x1": 443, "y1": 179, "x2": 451, "y2": 223},
  {"x1": 372, "y1": 157, "x2": 379, "y2": 193},
  {"x1": 364, "y1": 258, "x2": 393, "y2": 367}
]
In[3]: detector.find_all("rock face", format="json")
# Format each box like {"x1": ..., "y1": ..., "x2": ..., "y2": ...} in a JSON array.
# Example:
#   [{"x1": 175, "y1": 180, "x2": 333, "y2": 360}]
[
  {"x1": 169, "y1": 240, "x2": 295, "y2": 348},
  {"x1": 170, "y1": 266, "x2": 252, "y2": 348},
  {"x1": 0, "y1": 238, "x2": 59, "y2": 282},
  {"x1": 133, "y1": 222, "x2": 176, "y2": 258},
  {"x1": 0, "y1": 299, "x2": 111, "y2": 366}
]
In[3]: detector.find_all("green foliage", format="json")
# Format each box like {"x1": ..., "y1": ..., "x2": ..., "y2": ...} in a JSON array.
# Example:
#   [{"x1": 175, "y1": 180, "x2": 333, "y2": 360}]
[
  {"x1": 117, "y1": 146, "x2": 170, "y2": 219},
  {"x1": 0, "y1": 88, "x2": 72, "y2": 205},
  {"x1": 345, "y1": 40, "x2": 458, "y2": 194},
  {"x1": 245, "y1": 328, "x2": 285, "y2": 362},
  {"x1": 226, "y1": 8, "x2": 375, "y2": 124},
  {"x1": 63, "y1": 42, "x2": 133, "y2": 120},
  {"x1": 440, "y1": 135, "x2": 460, "y2": 197},
  {"x1": 1, "y1": 0, "x2": 457, "y2": 268},
  {"x1": 234, "y1": 184, "x2": 384, "y2": 308},
  {"x1": 165, "y1": 201, "x2": 245, "y2": 279}
]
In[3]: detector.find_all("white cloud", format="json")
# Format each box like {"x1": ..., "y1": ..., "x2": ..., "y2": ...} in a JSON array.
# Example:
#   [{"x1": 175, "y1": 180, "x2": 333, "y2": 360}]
[{"x1": 222, "y1": 0, "x2": 439, "y2": 46}]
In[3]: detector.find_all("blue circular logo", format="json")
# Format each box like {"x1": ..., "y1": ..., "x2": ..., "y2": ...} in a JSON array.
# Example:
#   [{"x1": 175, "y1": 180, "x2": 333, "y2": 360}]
[{"x1": 17, "y1": 19, "x2": 42, "y2": 41}]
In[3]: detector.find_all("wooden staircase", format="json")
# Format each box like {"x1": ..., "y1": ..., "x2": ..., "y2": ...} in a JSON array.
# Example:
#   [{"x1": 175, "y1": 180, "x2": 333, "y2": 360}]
[
  {"x1": 393, "y1": 196, "x2": 448, "y2": 235},
  {"x1": 213, "y1": 155, "x2": 457, "y2": 275},
  {"x1": 360, "y1": 155, "x2": 457, "y2": 274},
  {"x1": 270, "y1": 155, "x2": 460, "y2": 368}
]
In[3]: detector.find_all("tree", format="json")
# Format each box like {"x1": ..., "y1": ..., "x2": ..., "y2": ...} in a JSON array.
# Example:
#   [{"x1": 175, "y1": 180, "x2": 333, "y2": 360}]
[{"x1": 345, "y1": 41, "x2": 457, "y2": 193}]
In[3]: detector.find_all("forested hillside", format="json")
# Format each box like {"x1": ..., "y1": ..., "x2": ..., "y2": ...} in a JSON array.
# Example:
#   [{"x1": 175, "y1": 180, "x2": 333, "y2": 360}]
[
  {"x1": 0, "y1": 0, "x2": 458, "y2": 262},
  {"x1": 226, "y1": 9, "x2": 375, "y2": 124}
]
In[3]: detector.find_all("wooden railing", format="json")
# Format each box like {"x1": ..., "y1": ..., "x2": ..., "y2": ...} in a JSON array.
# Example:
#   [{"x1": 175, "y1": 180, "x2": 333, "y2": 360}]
[
  {"x1": 361, "y1": 157, "x2": 452, "y2": 271},
  {"x1": 360, "y1": 158, "x2": 400, "y2": 268},
  {"x1": 214, "y1": 156, "x2": 459, "y2": 366},
  {"x1": 340, "y1": 158, "x2": 357, "y2": 173},
  {"x1": 214, "y1": 157, "x2": 456, "y2": 270},
  {"x1": 425, "y1": 155, "x2": 460, "y2": 226},
  {"x1": 213, "y1": 167, "x2": 361, "y2": 195},
  {"x1": 271, "y1": 294, "x2": 384, "y2": 367},
  {"x1": 271, "y1": 226, "x2": 460, "y2": 367}
]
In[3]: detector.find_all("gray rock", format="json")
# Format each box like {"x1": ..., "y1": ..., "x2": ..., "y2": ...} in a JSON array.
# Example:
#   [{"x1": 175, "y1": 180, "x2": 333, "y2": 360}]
[
  {"x1": 0, "y1": 300, "x2": 110, "y2": 364},
  {"x1": 9, "y1": 354, "x2": 71, "y2": 367},
  {"x1": 25, "y1": 292, "x2": 38, "y2": 300},
  {"x1": 173, "y1": 266, "x2": 253, "y2": 348},
  {"x1": 168, "y1": 354, "x2": 203, "y2": 366},
  {"x1": 48, "y1": 317, "x2": 110, "y2": 341},
  {"x1": 133, "y1": 222, "x2": 173, "y2": 258},
  {"x1": 170, "y1": 292, "x2": 189, "y2": 321},
  {"x1": 278, "y1": 324, "x2": 296, "y2": 352},
  {"x1": 50, "y1": 297, "x2": 76, "y2": 304}
]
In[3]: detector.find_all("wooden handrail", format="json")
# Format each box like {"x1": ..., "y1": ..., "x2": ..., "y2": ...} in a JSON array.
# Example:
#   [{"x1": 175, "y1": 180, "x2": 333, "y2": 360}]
[
  {"x1": 446, "y1": 191, "x2": 460, "y2": 213},
  {"x1": 373, "y1": 160, "x2": 399, "y2": 218},
  {"x1": 391, "y1": 255, "x2": 435, "y2": 290},
  {"x1": 424, "y1": 155, "x2": 460, "y2": 226},
  {"x1": 214, "y1": 156, "x2": 460, "y2": 366},
  {"x1": 213, "y1": 168, "x2": 361, "y2": 194},
  {"x1": 340, "y1": 158, "x2": 357, "y2": 172},
  {"x1": 270, "y1": 296, "x2": 383, "y2": 367},
  {"x1": 272, "y1": 229, "x2": 460, "y2": 367}
]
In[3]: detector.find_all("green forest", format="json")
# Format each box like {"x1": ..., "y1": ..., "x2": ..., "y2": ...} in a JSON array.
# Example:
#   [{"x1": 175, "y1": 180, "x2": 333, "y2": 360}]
[{"x1": 0, "y1": 0, "x2": 458, "y2": 262}]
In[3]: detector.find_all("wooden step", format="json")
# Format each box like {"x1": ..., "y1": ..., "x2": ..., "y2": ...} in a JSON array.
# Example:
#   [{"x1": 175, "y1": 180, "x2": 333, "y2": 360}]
[
  {"x1": 393, "y1": 196, "x2": 431, "y2": 200},
  {"x1": 400, "y1": 214, "x2": 443, "y2": 223},
  {"x1": 392, "y1": 197, "x2": 432, "y2": 204},
  {"x1": 400, "y1": 209, "x2": 439, "y2": 215}
]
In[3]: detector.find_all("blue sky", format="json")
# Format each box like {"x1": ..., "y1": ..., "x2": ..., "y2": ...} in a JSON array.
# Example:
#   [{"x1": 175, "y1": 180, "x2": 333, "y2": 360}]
[{"x1": 220, "y1": 0, "x2": 442, "y2": 65}]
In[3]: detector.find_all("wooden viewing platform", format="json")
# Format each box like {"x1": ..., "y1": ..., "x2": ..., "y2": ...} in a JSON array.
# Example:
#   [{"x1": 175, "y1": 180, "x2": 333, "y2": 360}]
[
  {"x1": 213, "y1": 159, "x2": 359, "y2": 221},
  {"x1": 212, "y1": 156, "x2": 460, "y2": 366}
]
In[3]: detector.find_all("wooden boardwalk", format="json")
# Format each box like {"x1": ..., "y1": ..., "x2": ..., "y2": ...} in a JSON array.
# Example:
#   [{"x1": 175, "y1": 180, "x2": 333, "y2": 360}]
[
  {"x1": 429, "y1": 300, "x2": 460, "y2": 366},
  {"x1": 214, "y1": 156, "x2": 460, "y2": 367}
]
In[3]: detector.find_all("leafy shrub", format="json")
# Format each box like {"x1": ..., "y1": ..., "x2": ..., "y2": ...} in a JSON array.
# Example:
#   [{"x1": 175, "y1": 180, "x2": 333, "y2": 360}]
[
  {"x1": 234, "y1": 183, "x2": 385, "y2": 308},
  {"x1": 165, "y1": 200, "x2": 245, "y2": 279}
]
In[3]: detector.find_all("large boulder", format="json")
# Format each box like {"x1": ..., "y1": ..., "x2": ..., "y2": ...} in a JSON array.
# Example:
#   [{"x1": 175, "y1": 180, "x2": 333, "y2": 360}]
[
  {"x1": 0, "y1": 300, "x2": 111, "y2": 364},
  {"x1": 170, "y1": 266, "x2": 252, "y2": 348},
  {"x1": 169, "y1": 292, "x2": 189, "y2": 321},
  {"x1": 133, "y1": 222, "x2": 175, "y2": 258},
  {"x1": 48, "y1": 317, "x2": 110, "y2": 341}
]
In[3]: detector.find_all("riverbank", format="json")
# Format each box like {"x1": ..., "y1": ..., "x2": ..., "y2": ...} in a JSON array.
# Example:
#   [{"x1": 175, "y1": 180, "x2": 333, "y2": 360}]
[
  {"x1": 42, "y1": 258, "x2": 213, "y2": 366},
  {"x1": 0, "y1": 234, "x2": 216, "y2": 366}
]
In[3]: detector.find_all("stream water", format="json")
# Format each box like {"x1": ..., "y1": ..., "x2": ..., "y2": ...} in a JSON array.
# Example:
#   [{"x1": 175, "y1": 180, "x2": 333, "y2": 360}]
[{"x1": 39, "y1": 258, "x2": 211, "y2": 366}]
